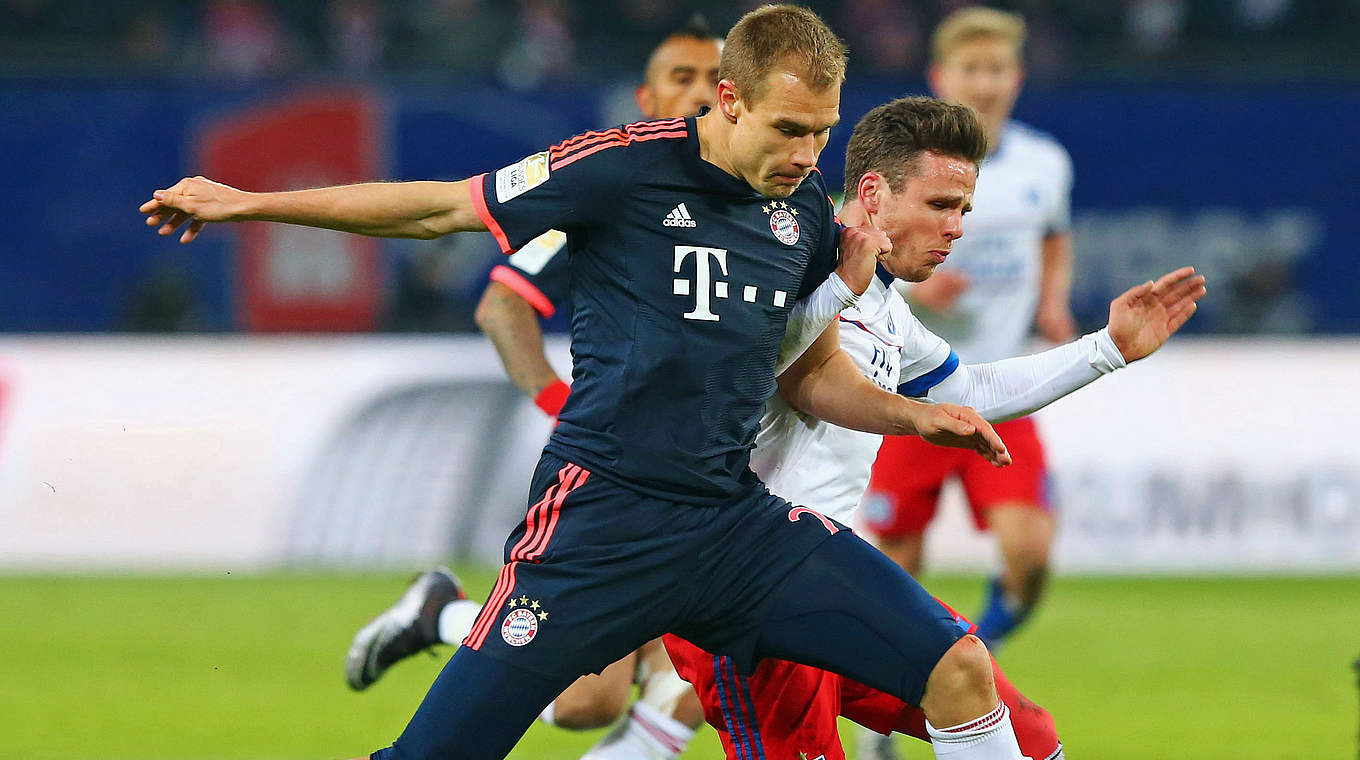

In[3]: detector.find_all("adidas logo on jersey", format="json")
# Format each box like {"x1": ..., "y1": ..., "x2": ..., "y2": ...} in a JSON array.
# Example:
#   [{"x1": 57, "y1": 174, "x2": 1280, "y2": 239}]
[{"x1": 663, "y1": 203, "x2": 697, "y2": 228}]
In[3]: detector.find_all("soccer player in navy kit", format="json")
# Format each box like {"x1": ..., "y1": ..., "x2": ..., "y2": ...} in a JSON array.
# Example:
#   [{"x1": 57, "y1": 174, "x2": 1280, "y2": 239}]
[
  {"x1": 141, "y1": 6, "x2": 1031, "y2": 759},
  {"x1": 343, "y1": 24, "x2": 724, "y2": 758}
]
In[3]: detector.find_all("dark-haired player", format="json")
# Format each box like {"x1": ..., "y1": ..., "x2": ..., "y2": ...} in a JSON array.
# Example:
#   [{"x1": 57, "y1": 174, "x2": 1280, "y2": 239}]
[{"x1": 664, "y1": 95, "x2": 1202, "y2": 760}]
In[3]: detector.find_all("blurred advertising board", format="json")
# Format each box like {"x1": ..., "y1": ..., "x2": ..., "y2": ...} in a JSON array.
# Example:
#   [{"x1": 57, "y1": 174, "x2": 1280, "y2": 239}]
[{"x1": 0, "y1": 336, "x2": 1357, "y2": 574}]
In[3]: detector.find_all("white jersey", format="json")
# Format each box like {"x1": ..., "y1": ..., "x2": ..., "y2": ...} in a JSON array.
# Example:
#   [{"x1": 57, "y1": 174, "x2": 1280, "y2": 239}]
[
  {"x1": 751, "y1": 272, "x2": 955, "y2": 524},
  {"x1": 910, "y1": 121, "x2": 1073, "y2": 362}
]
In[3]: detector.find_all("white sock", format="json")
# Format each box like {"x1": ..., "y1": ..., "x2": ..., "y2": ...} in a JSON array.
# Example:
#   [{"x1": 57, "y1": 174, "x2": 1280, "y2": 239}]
[
  {"x1": 581, "y1": 702, "x2": 694, "y2": 760},
  {"x1": 926, "y1": 703, "x2": 1027, "y2": 759},
  {"x1": 539, "y1": 701, "x2": 557, "y2": 726},
  {"x1": 437, "y1": 599, "x2": 482, "y2": 645}
]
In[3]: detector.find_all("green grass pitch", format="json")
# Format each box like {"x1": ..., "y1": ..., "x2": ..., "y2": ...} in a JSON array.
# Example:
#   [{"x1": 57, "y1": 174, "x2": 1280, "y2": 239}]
[{"x1": 2, "y1": 570, "x2": 1357, "y2": 759}]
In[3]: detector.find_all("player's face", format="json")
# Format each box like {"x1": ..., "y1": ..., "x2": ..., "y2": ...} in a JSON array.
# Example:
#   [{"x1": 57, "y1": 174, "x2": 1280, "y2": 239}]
[
  {"x1": 929, "y1": 37, "x2": 1023, "y2": 140},
  {"x1": 724, "y1": 70, "x2": 840, "y2": 199},
  {"x1": 636, "y1": 37, "x2": 722, "y2": 119},
  {"x1": 870, "y1": 152, "x2": 977, "y2": 282}
]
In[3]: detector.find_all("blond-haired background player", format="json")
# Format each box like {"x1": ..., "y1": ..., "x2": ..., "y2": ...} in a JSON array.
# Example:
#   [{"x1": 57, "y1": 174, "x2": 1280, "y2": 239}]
[{"x1": 865, "y1": 6, "x2": 1077, "y2": 654}]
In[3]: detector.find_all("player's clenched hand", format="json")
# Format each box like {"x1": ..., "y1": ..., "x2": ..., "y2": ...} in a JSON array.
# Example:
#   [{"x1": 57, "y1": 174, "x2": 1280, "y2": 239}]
[
  {"x1": 915, "y1": 403, "x2": 1011, "y2": 467},
  {"x1": 139, "y1": 176, "x2": 251, "y2": 244},
  {"x1": 836, "y1": 225, "x2": 891, "y2": 296},
  {"x1": 1108, "y1": 266, "x2": 1206, "y2": 362}
]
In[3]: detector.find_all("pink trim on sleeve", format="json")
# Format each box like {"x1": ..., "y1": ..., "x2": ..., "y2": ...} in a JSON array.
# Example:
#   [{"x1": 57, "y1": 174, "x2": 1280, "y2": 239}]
[
  {"x1": 489, "y1": 264, "x2": 556, "y2": 318},
  {"x1": 470, "y1": 173, "x2": 513, "y2": 254}
]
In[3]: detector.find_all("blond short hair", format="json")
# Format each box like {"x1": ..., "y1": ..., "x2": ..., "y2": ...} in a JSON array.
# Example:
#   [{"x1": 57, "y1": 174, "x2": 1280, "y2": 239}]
[
  {"x1": 719, "y1": 4, "x2": 847, "y2": 107},
  {"x1": 931, "y1": 7, "x2": 1026, "y2": 63}
]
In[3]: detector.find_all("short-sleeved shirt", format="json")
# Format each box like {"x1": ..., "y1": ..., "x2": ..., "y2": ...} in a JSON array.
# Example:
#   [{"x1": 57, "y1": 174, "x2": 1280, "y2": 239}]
[
  {"x1": 752, "y1": 268, "x2": 956, "y2": 520},
  {"x1": 489, "y1": 229, "x2": 570, "y2": 318},
  {"x1": 471, "y1": 116, "x2": 839, "y2": 504},
  {"x1": 909, "y1": 121, "x2": 1073, "y2": 362}
]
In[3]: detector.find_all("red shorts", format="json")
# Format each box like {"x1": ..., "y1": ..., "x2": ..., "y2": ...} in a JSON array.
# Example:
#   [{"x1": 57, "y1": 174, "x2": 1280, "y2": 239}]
[
  {"x1": 662, "y1": 600, "x2": 1060, "y2": 760},
  {"x1": 864, "y1": 416, "x2": 1052, "y2": 538}
]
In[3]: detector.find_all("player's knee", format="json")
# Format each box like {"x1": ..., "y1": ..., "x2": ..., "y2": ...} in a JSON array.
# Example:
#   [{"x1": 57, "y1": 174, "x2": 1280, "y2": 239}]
[
  {"x1": 927, "y1": 634, "x2": 996, "y2": 699},
  {"x1": 550, "y1": 686, "x2": 629, "y2": 730}
]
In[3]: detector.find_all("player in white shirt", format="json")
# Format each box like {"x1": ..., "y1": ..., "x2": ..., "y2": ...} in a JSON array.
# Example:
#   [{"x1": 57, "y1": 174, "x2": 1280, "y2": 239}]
[
  {"x1": 669, "y1": 95, "x2": 1202, "y2": 760},
  {"x1": 865, "y1": 8, "x2": 1081, "y2": 660}
]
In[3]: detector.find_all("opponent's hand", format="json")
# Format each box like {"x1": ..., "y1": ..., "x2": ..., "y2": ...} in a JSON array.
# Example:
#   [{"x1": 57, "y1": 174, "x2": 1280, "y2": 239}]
[
  {"x1": 915, "y1": 403, "x2": 1011, "y2": 467},
  {"x1": 909, "y1": 269, "x2": 969, "y2": 312},
  {"x1": 836, "y1": 225, "x2": 891, "y2": 296},
  {"x1": 1108, "y1": 266, "x2": 1207, "y2": 362},
  {"x1": 139, "y1": 176, "x2": 251, "y2": 244}
]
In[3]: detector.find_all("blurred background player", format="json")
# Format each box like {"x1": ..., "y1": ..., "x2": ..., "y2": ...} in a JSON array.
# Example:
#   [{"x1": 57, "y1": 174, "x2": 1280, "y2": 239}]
[
  {"x1": 343, "y1": 17, "x2": 721, "y2": 760},
  {"x1": 865, "y1": 6, "x2": 1077, "y2": 656},
  {"x1": 665, "y1": 95, "x2": 1201, "y2": 760}
]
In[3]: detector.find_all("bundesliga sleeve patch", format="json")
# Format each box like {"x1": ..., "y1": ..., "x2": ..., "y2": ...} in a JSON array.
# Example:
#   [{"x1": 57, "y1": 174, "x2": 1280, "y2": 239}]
[{"x1": 495, "y1": 151, "x2": 551, "y2": 203}]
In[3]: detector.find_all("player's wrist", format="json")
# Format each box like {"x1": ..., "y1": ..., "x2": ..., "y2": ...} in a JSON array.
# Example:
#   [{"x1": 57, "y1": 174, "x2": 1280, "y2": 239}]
[
  {"x1": 825, "y1": 272, "x2": 862, "y2": 308},
  {"x1": 533, "y1": 379, "x2": 570, "y2": 416},
  {"x1": 1087, "y1": 327, "x2": 1127, "y2": 373}
]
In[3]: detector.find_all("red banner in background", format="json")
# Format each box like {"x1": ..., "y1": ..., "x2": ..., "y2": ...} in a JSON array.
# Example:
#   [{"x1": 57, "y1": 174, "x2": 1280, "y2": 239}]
[{"x1": 199, "y1": 90, "x2": 383, "y2": 332}]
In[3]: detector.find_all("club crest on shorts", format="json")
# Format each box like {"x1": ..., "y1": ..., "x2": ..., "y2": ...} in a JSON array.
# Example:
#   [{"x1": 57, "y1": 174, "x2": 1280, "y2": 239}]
[
  {"x1": 763, "y1": 201, "x2": 800, "y2": 246},
  {"x1": 501, "y1": 595, "x2": 549, "y2": 647}
]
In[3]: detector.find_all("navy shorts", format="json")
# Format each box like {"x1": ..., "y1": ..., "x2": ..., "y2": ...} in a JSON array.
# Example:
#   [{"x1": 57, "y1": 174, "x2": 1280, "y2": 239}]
[{"x1": 461, "y1": 452, "x2": 847, "y2": 680}]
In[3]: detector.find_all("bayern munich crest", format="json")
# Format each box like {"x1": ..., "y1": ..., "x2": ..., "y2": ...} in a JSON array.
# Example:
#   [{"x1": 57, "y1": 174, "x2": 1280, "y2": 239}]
[
  {"x1": 763, "y1": 201, "x2": 800, "y2": 245},
  {"x1": 501, "y1": 606, "x2": 541, "y2": 646}
]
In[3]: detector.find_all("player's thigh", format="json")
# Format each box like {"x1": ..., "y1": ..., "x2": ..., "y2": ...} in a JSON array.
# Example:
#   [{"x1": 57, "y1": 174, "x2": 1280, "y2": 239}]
[
  {"x1": 471, "y1": 453, "x2": 702, "y2": 681},
  {"x1": 750, "y1": 531, "x2": 966, "y2": 707},
  {"x1": 665, "y1": 635, "x2": 847, "y2": 760}
]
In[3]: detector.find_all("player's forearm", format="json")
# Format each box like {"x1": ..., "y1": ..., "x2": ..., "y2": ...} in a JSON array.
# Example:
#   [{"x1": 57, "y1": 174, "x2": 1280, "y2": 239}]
[
  {"x1": 776, "y1": 273, "x2": 860, "y2": 376},
  {"x1": 238, "y1": 180, "x2": 484, "y2": 239},
  {"x1": 780, "y1": 350, "x2": 924, "y2": 436},
  {"x1": 925, "y1": 328, "x2": 1125, "y2": 421},
  {"x1": 1037, "y1": 233, "x2": 1074, "y2": 311},
  {"x1": 474, "y1": 281, "x2": 562, "y2": 398}
]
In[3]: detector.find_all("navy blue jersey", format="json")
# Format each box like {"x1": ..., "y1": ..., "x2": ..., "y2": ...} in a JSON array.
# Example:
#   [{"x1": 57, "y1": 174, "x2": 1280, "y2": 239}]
[
  {"x1": 471, "y1": 116, "x2": 839, "y2": 503},
  {"x1": 489, "y1": 229, "x2": 570, "y2": 318}
]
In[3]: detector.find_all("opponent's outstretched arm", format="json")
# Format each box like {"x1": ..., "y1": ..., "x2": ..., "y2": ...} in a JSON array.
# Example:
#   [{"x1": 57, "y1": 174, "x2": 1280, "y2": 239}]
[
  {"x1": 475, "y1": 280, "x2": 566, "y2": 407},
  {"x1": 140, "y1": 176, "x2": 484, "y2": 243},
  {"x1": 778, "y1": 323, "x2": 1011, "y2": 467},
  {"x1": 925, "y1": 266, "x2": 1206, "y2": 421}
]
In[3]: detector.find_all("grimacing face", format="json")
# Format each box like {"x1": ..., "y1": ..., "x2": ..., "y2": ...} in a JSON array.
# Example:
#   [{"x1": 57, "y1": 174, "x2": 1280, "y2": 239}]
[
  {"x1": 636, "y1": 37, "x2": 722, "y2": 119},
  {"x1": 862, "y1": 151, "x2": 977, "y2": 282},
  {"x1": 929, "y1": 37, "x2": 1023, "y2": 143},
  {"x1": 721, "y1": 69, "x2": 840, "y2": 199}
]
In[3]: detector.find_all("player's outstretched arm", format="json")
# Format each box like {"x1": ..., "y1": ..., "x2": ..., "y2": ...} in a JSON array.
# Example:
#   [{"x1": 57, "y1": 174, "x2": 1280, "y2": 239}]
[
  {"x1": 920, "y1": 266, "x2": 1206, "y2": 422},
  {"x1": 1107, "y1": 266, "x2": 1205, "y2": 362},
  {"x1": 778, "y1": 324, "x2": 1010, "y2": 466},
  {"x1": 474, "y1": 281, "x2": 566, "y2": 412},
  {"x1": 139, "y1": 176, "x2": 486, "y2": 243}
]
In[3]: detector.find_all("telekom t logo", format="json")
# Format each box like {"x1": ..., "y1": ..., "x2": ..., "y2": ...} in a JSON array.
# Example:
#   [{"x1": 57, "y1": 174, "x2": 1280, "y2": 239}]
[
  {"x1": 673, "y1": 245, "x2": 728, "y2": 322},
  {"x1": 672, "y1": 245, "x2": 788, "y2": 321}
]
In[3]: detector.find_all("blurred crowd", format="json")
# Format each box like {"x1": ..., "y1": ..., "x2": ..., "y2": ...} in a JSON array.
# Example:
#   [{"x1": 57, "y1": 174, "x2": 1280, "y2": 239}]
[{"x1": 2, "y1": 0, "x2": 1356, "y2": 84}]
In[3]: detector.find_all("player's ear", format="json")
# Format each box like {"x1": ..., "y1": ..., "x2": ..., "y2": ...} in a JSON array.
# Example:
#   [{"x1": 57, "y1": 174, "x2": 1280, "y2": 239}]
[
  {"x1": 635, "y1": 84, "x2": 656, "y2": 119},
  {"x1": 716, "y1": 79, "x2": 741, "y2": 123},
  {"x1": 857, "y1": 172, "x2": 881, "y2": 213}
]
